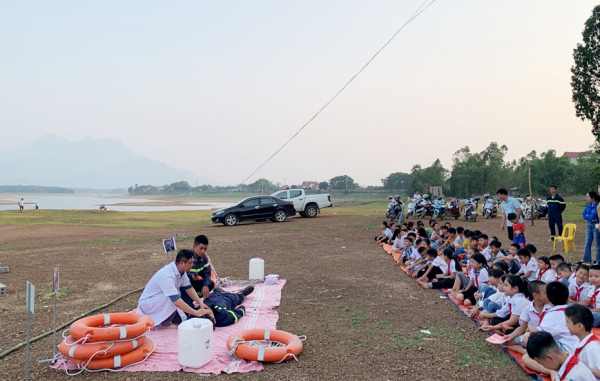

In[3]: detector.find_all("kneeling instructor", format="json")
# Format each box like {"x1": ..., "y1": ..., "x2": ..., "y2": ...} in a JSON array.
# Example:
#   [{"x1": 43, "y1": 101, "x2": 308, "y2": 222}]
[{"x1": 137, "y1": 249, "x2": 213, "y2": 328}]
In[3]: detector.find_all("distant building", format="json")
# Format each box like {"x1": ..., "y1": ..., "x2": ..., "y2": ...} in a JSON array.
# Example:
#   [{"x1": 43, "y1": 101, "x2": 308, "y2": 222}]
[
  {"x1": 563, "y1": 152, "x2": 581, "y2": 165},
  {"x1": 302, "y1": 181, "x2": 319, "y2": 190}
]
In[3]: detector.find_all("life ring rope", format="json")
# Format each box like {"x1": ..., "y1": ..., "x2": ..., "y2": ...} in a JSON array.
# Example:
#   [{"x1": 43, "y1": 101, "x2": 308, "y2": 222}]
[{"x1": 227, "y1": 330, "x2": 306, "y2": 363}]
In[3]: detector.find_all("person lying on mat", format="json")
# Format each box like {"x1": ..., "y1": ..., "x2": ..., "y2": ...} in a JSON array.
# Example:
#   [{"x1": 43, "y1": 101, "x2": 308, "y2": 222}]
[
  {"x1": 137, "y1": 249, "x2": 213, "y2": 328},
  {"x1": 186, "y1": 234, "x2": 215, "y2": 301},
  {"x1": 198, "y1": 286, "x2": 255, "y2": 327}
]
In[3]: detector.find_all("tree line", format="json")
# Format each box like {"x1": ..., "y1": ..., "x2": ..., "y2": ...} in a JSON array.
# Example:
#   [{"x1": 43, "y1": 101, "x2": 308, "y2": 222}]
[{"x1": 381, "y1": 142, "x2": 600, "y2": 197}]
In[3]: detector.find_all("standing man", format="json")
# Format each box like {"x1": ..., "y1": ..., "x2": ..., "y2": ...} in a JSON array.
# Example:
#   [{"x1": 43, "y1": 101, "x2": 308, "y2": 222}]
[
  {"x1": 137, "y1": 249, "x2": 214, "y2": 328},
  {"x1": 425, "y1": 187, "x2": 433, "y2": 201},
  {"x1": 19, "y1": 198, "x2": 24, "y2": 212},
  {"x1": 185, "y1": 235, "x2": 215, "y2": 302},
  {"x1": 413, "y1": 191, "x2": 422, "y2": 203},
  {"x1": 546, "y1": 186, "x2": 566, "y2": 241},
  {"x1": 497, "y1": 188, "x2": 523, "y2": 241}
]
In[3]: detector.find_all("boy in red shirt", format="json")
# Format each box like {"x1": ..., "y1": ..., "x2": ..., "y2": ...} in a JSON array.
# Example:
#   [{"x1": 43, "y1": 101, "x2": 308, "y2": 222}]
[{"x1": 509, "y1": 213, "x2": 527, "y2": 248}]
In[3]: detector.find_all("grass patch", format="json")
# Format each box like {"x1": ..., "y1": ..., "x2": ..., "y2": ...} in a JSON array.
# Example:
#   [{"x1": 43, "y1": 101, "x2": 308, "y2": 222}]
[
  {"x1": 41, "y1": 286, "x2": 72, "y2": 300},
  {"x1": 353, "y1": 339, "x2": 371, "y2": 346},
  {"x1": 351, "y1": 310, "x2": 366, "y2": 325}
]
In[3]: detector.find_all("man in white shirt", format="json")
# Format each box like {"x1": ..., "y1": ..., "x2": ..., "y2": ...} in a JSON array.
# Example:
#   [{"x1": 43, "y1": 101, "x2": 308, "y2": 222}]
[
  {"x1": 137, "y1": 250, "x2": 213, "y2": 328},
  {"x1": 413, "y1": 191, "x2": 422, "y2": 203},
  {"x1": 526, "y1": 332, "x2": 595, "y2": 381},
  {"x1": 497, "y1": 188, "x2": 523, "y2": 241}
]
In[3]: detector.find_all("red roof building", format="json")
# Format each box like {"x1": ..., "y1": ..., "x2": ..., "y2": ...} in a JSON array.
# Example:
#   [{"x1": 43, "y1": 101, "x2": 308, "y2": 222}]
[{"x1": 302, "y1": 181, "x2": 319, "y2": 190}]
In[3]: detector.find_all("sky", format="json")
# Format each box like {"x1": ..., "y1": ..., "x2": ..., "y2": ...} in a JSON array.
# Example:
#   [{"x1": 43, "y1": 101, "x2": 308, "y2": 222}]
[{"x1": 0, "y1": 1, "x2": 597, "y2": 186}]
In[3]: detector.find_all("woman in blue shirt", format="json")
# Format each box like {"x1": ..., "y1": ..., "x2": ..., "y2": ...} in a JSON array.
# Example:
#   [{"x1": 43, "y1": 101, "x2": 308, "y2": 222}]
[{"x1": 582, "y1": 191, "x2": 600, "y2": 263}]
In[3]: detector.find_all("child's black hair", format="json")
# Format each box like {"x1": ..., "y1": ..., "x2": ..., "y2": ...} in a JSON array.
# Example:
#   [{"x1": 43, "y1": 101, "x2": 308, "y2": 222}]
[
  {"x1": 526, "y1": 332, "x2": 559, "y2": 360},
  {"x1": 565, "y1": 304, "x2": 594, "y2": 332},
  {"x1": 546, "y1": 281, "x2": 569, "y2": 306},
  {"x1": 457, "y1": 226, "x2": 464, "y2": 234},
  {"x1": 517, "y1": 248, "x2": 531, "y2": 258},
  {"x1": 524, "y1": 244, "x2": 537, "y2": 254},
  {"x1": 556, "y1": 262, "x2": 571, "y2": 273},
  {"x1": 407, "y1": 232, "x2": 417, "y2": 239},
  {"x1": 548, "y1": 254, "x2": 565, "y2": 263},
  {"x1": 500, "y1": 274, "x2": 508, "y2": 282},
  {"x1": 493, "y1": 261, "x2": 509, "y2": 273},
  {"x1": 507, "y1": 212, "x2": 517, "y2": 221},
  {"x1": 490, "y1": 240, "x2": 502, "y2": 248},
  {"x1": 440, "y1": 225, "x2": 448, "y2": 231},
  {"x1": 404, "y1": 236, "x2": 414, "y2": 243},
  {"x1": 510, "y1": 243, "x2": 521, "y2": 251},
  {"x1": 415, "y1": 238, "x2": 423, "y2": 246},
  {"x1": 473, "y1": 230, "x2": 482, "y2": 236},
  {"x1": 489, "y1": 269, "x2": 504, "y2": 279},
  {"x1": 417, "y1": 227, "x2": 428, "y2": 238},
  {"x1": 591, "y1": 264, "x2": 600, "y2": 272},
  {"x1": 422, "y1": 238, "x2": 431, "y2": 246},
  {"x1": 417, "y1": 246, "x2": 427, "y2": 254},
  {"x1": 407, "y1": 221, "x2": 415, "y2": 228},
  {"x1": 576, "y1": 263, "x2": 590, "y2": 272},
  {"x1": 447, "y1": 227, "x2": 457, "y2": 235},
  {"x1": 479, "y1": 234, "x2": 488, "y2": 240},
  {"x1": 470, "y1": 253, "x2": 488, "y2": 268},
  {"x1": 464, "y1": 229, "x2": 470, "y2": 236},
  {"x1": 392, "y1": 228, "x2": 401, "y2": 240},
  {"x1": 428, "y1": 219, "x2": 436, "y2": 226},
  {"x1": 417, "y1": 220, "x2": 424, "y2": 227},
  {"x1": 528, "y1": 280, "x2": 546, "y2": 298},
  {"x1": 426, "y1": 248, "x2": 437, "y2": 259},
  {"x1": 505, "y1": 274, "x2": 530, "y2": 299},
  {"x1": 537, "y1": 256, "x2": 550, "y2": 266},
  {"x1": 489, "y1": 236, "x2": 499, "y2": 242},
  {"x1": 382, "y1": 221, "x2": 389, "y2": 228}
]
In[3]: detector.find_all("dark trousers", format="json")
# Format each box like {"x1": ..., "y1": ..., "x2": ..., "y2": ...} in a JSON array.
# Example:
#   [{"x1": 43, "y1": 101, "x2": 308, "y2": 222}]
[
  {"x1": 431, "y1": 277, "x2": 455, "y2": 289},
  {"x1": 426, "y1": 266, "x2": 444, "y2": 281},
  {"x1": 549, "y1": 215, "x2": 563, "y2": 239},
  {"x1": 507, "y1": 226, "x2": 514, "y2": 241}
]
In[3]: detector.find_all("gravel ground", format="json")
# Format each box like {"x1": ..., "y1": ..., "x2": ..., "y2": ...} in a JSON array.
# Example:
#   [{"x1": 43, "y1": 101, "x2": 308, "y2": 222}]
[{"x1": 0, "y1": 214, "x2": 586, "y2": 380}]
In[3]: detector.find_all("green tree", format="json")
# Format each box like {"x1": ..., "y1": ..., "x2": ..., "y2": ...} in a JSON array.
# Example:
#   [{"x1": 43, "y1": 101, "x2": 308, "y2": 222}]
[
  {"x1": 329, "y1": 175, "x2": 355, "y2": 190},
  {"x1": 318, "y1": 181, "x2": 329, "y2": 190},
  {"x1": 247, "y1": 178, "x2": 276, "y2": 193},
  {"x1": 170, "y1": 181, "x2": 191, "y2": 193},
  {"x1": 572, "y1": 4, "x2": 600, "y2": 144},
  {"x1": 409, "y1": 159, "x2": 448, "y2": 194},
  {"x1": 381, "y1": 172, "x2": 413, "y2": 190}
]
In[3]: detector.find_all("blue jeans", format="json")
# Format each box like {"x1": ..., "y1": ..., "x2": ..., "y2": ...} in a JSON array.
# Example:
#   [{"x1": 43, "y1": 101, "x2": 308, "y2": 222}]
[
  {"x1": 454, "y1": 247, "x2": 465, "y2": 256},
  {"x1": 478, "y1": 284, "x2": 497, "y2": 300},
  {"x1": 593, "y1": 311, "x2": 600, "y2": 328},
  {"x1": 483, "y1": 300, "x2": 501, "y2": 313},
  {"x1": 583, "y1": 224, "x2": 600, "y2": 263}
]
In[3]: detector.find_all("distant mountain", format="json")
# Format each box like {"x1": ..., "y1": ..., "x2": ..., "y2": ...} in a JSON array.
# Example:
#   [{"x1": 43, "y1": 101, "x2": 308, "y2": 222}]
[{"x1": 0, "y1": 135, "x2": 220, "y2": 189}]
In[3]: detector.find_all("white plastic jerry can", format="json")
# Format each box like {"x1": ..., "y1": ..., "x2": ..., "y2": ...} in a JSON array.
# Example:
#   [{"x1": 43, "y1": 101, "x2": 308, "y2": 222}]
[
  {"x1": 249, "y1": 258, "x2": 265, "y2": 280},
  {"x1": 178, "y1": 318, "x2": 214, "y2": 368}
]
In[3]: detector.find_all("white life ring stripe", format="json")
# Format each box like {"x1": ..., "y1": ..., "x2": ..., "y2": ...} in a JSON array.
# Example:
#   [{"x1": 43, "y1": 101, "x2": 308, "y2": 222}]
[
  {"x1": 114, "y1": 355, "x2": 121, "y2": 368},
  {"x1": 257, "y1": 347, "x2": 265, "y2": 362},
  {"x1": 103, "y1": 314, "x2": 110, "y2": 325},
  {"x1": 69, "y1": 345, "x2": 78, "y2": 358},
  {"x1": 264, "y1": 329, "x2": 270, "y2": 340},
  {"x1": 119, "y1": 327, "x2": 127, "y2": 339}
]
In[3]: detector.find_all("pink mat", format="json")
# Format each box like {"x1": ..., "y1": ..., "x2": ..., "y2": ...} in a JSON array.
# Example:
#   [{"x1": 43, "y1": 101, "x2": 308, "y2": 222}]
[{"x1": 53, "y1": 280, "x2": 286, "y2": 374}]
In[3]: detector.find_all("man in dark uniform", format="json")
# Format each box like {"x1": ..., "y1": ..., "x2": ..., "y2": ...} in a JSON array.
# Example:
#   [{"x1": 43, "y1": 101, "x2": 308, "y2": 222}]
[
  {"x1": 204, "y1": 286, "x2": 254, "y2": 327},
  {"x1": 181, "y1": 235, "x2": 214, "y2": 305},
  {"x1": 547, "y1": 185, "x2": 566, "y2": 241}
]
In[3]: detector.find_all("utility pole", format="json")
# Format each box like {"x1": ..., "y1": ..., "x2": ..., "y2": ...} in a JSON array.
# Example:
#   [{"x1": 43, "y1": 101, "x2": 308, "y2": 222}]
[{"x1": 528, "y1": 160, "x2": 534, "y2": 226}]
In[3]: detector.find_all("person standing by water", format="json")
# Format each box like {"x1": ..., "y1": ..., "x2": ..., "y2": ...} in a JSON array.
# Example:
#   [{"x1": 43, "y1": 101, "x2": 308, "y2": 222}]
[
  {"x1": 583, "y1": 191, "x2": 600, "y2": 264},
  {"x1": 18, "y1": 198, "x2": 24, "y2": 212},
  {"x1": 546, "y1": 186, "x2": 566, "y2": 241},
  {"x1": 497, "y1": 188, "x2": 523, "y2": 241}
]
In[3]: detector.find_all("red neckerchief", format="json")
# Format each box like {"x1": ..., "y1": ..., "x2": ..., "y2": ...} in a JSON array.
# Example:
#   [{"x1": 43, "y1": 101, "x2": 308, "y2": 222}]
[
  {"x1": 539, "y1": 306, "x2": 566, "y2": 326},
  {"x1": 559, "y1": 355, "x2": 580, "y2": 381},
  {"x1": 531, "y1": 306, "x2": 545, "y2": 322},
  {"x1": 590, "y1": 288, "x2": 600, "y2": 309},
  {"x1": 555, "y1": 275, "x2": 562, "y2": 282},
  {"x1": 537, "y1": 268, "x2": 549, "y2": 281},
  {"x1": 574, "y1": 285, "x2": 586, "y2": 302},
  {"x1": 474, "y1": 269, "x2": 480, "y2": 288},
  {"x1": 447, "y1": 260, "x2": 452, "y2": 276},
  {"x1": 574, "y1": 334, "x2": 600, "y2": 357}
]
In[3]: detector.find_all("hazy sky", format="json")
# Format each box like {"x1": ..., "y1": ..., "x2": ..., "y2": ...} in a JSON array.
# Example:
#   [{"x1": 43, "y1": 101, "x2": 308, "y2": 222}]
[{"x1": 1, "y1": 1, "x2": 597, "y2": 186}]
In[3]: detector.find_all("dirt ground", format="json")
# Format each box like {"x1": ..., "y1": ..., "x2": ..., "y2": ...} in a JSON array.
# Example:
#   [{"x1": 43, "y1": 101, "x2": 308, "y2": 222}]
[{"x1": 0, "y1": 213, "x2": 588, "y2": 380}]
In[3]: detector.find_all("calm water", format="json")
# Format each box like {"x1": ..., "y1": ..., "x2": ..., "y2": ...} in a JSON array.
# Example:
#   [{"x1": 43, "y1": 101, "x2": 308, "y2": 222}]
[{"x1": 0, "y1": 195, "x2": 235, "y2": 212}]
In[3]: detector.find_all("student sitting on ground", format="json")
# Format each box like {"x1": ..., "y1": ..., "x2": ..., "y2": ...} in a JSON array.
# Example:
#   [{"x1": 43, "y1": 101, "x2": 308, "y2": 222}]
[
  {"x1": 417, "y1": 248, "x2": 462, "y2": 290},
  {"x1": 526, "y1": 332, "x2": 595, "y2": 381},
  {"x1": 549, "y1": 254, "x2": 565, "y2": 281},
  {"x1": 454, "y1": 253, "x2": 489, "y2": 307},
  {"x1": 391, "y1": 228, "x2": 407, "y2": 252},
  {"x1": 569, "y1": 264, "x2": 590, "y2": 303},
  {"x1": 479, "y1": 275, "x2": 530, "y2": 334},
  {"x1": 502, "y1": 280, "x2": 551, "y2": 355},
  {"x1": 565, "y1": 304, "x2": 600, "y2": 379},
  {"x1": 517, "y1": 248, "x2": 538, "y2": 281},
  {"x1": 521, "y1": 282, "x2": 580, "y2": 376},
  {"x1": 397, "y1": 236, "x2": 416, "y2": 265},
  {"x1": 557, "y1": 262, "x2": 575, "y2": 287},
  {"x1": 417, "y1": 227, "x2": 428, "y2": 240},
  {"x1": 478, "y1": 234, "x2": 492, "y2": 266},
  {"x1": 536, "y1": 256, "x2": 557, "y2": 283},
  {"x1": 469, "y1": 270, "x2": 505, "y2": 319},
  {"x1": 406, "y1": 246, "x2": 426, "y2": 274},
  {"x1": 417, "y1": 248, "x2": 449, "y2": 283},
  {"x1": 375, "y1": 221, "x2": 392, "y2": 244},
  {"x1": 578, "y1": 264, "x2": 600, "y2": 327},
  {"x1": 498, "y1": 243, "x2": 522, "y2": 275},
  {"x1": 488, "y1": 240, "x2": 502, "y2": 263},
  {"x1": 453, "y1": 226, "x2": 467, "y2": 255},
  {"x1": 431, "y1": 226, "x2": 448, "y2": 250}
]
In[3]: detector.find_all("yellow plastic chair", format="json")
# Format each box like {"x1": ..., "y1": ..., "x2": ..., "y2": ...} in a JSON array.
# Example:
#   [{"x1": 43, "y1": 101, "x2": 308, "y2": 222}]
[{"x1": 553, "y1": 223, "x2": 577, "y2": 253}]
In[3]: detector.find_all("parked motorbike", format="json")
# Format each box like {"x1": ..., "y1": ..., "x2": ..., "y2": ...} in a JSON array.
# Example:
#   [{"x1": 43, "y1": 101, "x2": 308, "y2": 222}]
[
  {"x1": 522, "y1": 196, "x2": 538, "y2": 220},
  {"x1": 482, "y1": 194, "x2": 498, "y2": 219},
  {"x1": 444, "y1": 199, "x2": 461, "y2": 219},
  {"x1": 432, "y1": 197, "x2": 447, "y2": 220},
  {"x1": 386, "y1": 195, "x2": 405, "y2": 223},
  {"x1": 536, "y1": 199, "x2": 548, "y2": 219},
  {"x1": 406, "y1": 195, "x2": 433, "y2": 219},
  {"x1": 464, "y1": 197, "x2": 479, "y2": 222}
]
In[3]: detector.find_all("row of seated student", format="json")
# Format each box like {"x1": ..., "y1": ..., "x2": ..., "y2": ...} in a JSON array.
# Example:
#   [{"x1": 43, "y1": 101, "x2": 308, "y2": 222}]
[{"x1": 376, "y1": 222, "x2": 600, "y2": 380}]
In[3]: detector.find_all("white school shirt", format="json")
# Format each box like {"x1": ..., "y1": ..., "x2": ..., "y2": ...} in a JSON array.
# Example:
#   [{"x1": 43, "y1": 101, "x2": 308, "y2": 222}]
[
  {"x1": 453, "y1": 236, "x2": 465, "y2": 248},
  {"x1": 585, "y1": 286, "x2": 600, "y2": 309},
  {"x1": 519, "y1": 302, "x2": 551, "y2": 328},
  {"x1": 392, "y1": 236, "x2": 405, "y2": 251},
  {"x1": 137, "y1": 262, "x2": 192, "y2": 326},
  {"x1": 517, "y1": 258, "x2": 538, "y2": 281},
  {"x1": 431, "y1": 256, "x2": 448, "y2": 274},
  {"x1": 468, "y1": 268, "x2": 489, "y2": 290},
  {"x1": 448, "y1": 260, "x2": 458, "y2": 276},
  {"x1": 384, "y1": 228, "x2": 393, "y2": 239},
  {"x1": 481, "y1": 246, "x2": 492, "y2": 263},
  {"x1": 568, "y1": 272, "x2": 577, "y2": 284},
  {"x1": 575, "y1": 333, "x2": 600, "y2": 374},
  {"x1": 569, "y1": 282, "x2": 591, "y2": 303},
  {"x1": 556, "y1": 353, "x2": 596, "y2": 381},
  {"x1": 538, "y1": 304, "x2": 580, "y2": 354},
  {"x1": 409, "y1": 248, "x2": 421, "y2": 261},
  {"x1": 495, "y1": 293, "x2": 528, "y2": 319},
  {"x1": 536, "y1": 268, "x2": 557, "y2": 283}
]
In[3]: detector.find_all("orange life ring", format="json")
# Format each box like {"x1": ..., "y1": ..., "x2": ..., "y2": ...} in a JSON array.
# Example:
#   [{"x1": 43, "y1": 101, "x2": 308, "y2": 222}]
[
  {"x1": 69, "y1": 338, "x2": 154, "y2": 370},
  {"x1": 69, "y1": 313, "x2": 154, "y2": 342},
  {"x1": 58, "y1": 335, "x2": 146, "y2": 359},
  {"x1": 226, "y1": 329, "x2": 302, "y2": 362}
]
